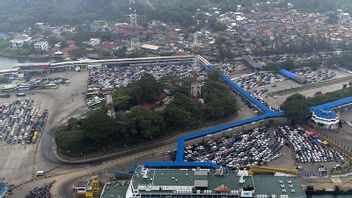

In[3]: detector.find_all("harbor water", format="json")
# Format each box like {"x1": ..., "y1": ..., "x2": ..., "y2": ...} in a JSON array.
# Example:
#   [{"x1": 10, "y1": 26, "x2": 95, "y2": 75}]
[
  {"x1": 0, "y1": 56, "x2": 19, "y2": 69},
  {"x1": 310, "y1": 195, "x2": 352, "y2": 198}
]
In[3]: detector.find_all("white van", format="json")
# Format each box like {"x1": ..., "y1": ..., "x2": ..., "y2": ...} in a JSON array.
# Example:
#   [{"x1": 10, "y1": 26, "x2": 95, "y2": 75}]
[{"x1": 36, "y1": 170, "x2": 44, "y2": 176}]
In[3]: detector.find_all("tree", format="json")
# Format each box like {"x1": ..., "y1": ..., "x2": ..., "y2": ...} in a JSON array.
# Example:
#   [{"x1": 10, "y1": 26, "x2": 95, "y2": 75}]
[
  {"x1": 47, "y1": 35, "x2": 60, "y2": 46},
  {"x1": 0, "y1": 76, "x2": 8, "y2": 84},
  {"x1": 122, "y1": 106, "x2": 165, "y2": 140},
  {"x1": 113, "y1": 46, "x2": 127, "y2": 58},
  {"x1": 55, "y1": 130, "x2": 86, "y2": 155},
  {"x1": 60, "y1": 40, "x2": 69, "y2": 49},
  {"x1": 81, "y1": 111, "x2": 119, "y2": 147},
  {"x1": 163, "y1": 105, "x2": 192, "y2": 129},
  {"x1": 132, "y1": 74, "x2": 163, "y2": 104},
  {"x1": 70, "y1": 47, "x2": 85, "y2": 58},
  {"x1": 281, "y1": 94, "x2": 310, "y2": 123}
]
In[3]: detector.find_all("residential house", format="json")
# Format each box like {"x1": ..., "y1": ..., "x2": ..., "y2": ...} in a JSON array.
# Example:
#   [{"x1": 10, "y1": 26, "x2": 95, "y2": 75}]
[
  {"x1": 34, "y1": 41, "x2": 49, "y2": 51},
  {"x1": 10, "y1": 34, "x2": 32, "y2": 49},
  {"x1": 89, "y1": 38, "x2": 101, "y2": 47}
]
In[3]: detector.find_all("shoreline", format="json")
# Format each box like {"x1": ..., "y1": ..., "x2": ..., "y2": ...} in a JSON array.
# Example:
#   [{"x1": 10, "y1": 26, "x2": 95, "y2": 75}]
[{"x1": 0, "y1": 52, "x2": 65, "y2": 62}]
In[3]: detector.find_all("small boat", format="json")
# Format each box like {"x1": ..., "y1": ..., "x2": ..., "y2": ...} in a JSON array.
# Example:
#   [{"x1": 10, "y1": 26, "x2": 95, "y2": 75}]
[{"x1": 215, "y1": 185, "x2": 228, "y2": 193}]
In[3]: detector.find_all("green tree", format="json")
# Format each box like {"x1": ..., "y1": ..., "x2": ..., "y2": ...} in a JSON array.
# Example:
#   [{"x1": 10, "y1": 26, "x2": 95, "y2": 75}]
[
  {"x1": 55, "y1": 130, "x2": 86, "y2": 155},
  {"x1": 122, "y1": 106, "x2": 165, "y2": 140},
  {"x1": 81, "y1": 112, "x2": 118, "y2": 147},
  {"x1": 132, "y1": 74, "x2": 163, "y2": 104},
  {"x1": 47, "y1": 35, "x2": 60, "y2": 46},
  {"x1": 163, "y1": 105, "x2": 192, "y2": 129},
  {"x1": 281, "y1": 94, "x2": 310, "y2": 123},
  {"x1": 60, "y1": 40, "x2": 69, "y2": 49}
]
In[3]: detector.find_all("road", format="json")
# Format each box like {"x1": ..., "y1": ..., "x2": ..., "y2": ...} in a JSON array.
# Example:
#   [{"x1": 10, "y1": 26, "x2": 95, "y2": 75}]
[
  {"x1": 0, "y1": 71, "x2": 90, "y2": 186},
  {"x1": 9, "y1": 141, "x2": 173, "y2": 198},
  {"x1": 9, "y1": 85, "x2": 258, "y2": 197},
  {"x1": 32, "y1": 71, "x2": 91, "y2": 179}
]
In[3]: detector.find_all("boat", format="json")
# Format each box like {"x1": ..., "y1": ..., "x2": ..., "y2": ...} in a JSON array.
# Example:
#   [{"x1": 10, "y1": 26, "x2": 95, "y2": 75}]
[{"x1": 215, "y1": 185, "x2": 229, "y2": 193}]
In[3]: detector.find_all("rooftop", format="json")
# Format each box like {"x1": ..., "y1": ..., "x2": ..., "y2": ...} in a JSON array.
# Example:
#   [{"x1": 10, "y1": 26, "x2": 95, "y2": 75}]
[
  {"x1": 313, "y1": 109, "x2": 337, "y2": 120},
  {"x1": 310, "y1": 96, "x2": 352, "y2": 113},
  {"x1": 132, "y1": 167, "x2": 253, "y2": 191},
  {"x1": 124, "y1": 166, "x2": 305, "y2": 197},
  {"x1": 100, "y1": 182, "x2": 129, "y2": 198}
]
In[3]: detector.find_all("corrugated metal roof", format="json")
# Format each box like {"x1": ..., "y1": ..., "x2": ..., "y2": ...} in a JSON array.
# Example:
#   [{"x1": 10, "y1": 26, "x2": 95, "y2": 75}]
[
  {"x1": 314, "y1": 109, "x2": 337, "y2": 119},
  {"x1": 310, "y1": 97, "x2": 352, "y2": 112},
  {"x1": 278, "y1": 69, "x2": 298, "y2": 80}
]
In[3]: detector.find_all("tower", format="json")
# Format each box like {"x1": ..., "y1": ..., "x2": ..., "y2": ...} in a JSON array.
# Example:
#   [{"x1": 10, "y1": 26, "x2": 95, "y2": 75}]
[
  {"x1": 191, "y1": 69, "x2": 202, "y2": 99},
  {"x1": 129, "y1": 0, "x2": 140, "y2": 50}
]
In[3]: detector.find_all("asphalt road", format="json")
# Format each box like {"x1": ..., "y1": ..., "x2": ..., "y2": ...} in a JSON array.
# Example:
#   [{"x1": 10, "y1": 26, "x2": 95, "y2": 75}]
[
  {"x1": 8, "y1": 80, "x2": 258, "y2": 197},
  {"x1": 32, "y1": 71, "x2": 91, "y2": 178}
]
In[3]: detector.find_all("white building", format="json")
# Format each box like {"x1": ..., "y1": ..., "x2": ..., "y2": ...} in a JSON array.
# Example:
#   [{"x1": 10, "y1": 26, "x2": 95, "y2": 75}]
[
  {"x1": 310, "y1": 109, "x2": 339, "y2": 130},
  {"x1": 34, "y1": 41, "x2": 49, "y2": 51},
  {"x1": 10, "y1": 34, "x2": 32, "y2": 49},
  {"x1": 89, "y1": 38, "x2": 101, "y2": 47}
]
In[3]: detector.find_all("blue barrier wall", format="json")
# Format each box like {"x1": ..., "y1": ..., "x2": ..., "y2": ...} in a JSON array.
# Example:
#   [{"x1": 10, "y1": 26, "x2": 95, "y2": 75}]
[
  {"x1": 144, "y1": 63, "x2": 352, "y2": 169},
  {"x1": 310, "y1": 97, "x2": 352, "y2": 112},
  {"x1": 208, "y1": 64, "x2": 272, "y2": 113},
  {"x1": 145, "y1": 64, "x2": 285, "y2": 168}
]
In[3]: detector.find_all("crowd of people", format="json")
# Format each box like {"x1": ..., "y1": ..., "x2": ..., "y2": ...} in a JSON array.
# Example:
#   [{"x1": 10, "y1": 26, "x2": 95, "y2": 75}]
[{"x1": 25, "y1": 182, "x2": 54, "y2": 198}]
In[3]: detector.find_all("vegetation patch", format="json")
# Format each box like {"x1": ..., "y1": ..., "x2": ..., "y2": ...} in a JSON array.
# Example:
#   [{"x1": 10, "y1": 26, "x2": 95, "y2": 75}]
[
  {"x1": 56, "y1": 73, "x2": 238, "y2": 157},
  {"x1": 281, "y1": 87, "x2": 352, "y2": 123}
]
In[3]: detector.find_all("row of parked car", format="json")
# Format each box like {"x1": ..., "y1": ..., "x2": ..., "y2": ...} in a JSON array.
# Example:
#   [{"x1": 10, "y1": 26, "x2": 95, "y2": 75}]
[
  {"x1": 234, "y1": 72, "x2": 283, "y2": 91},
  {"x1": 294, "y1": 67, "x2": 336, "y2": 84},
  {"x1": 215, "y1": 62, "x2": 246, "y2": 77},
  {"x1": 181, "y1": 124, "x2": 283, "y2": 169},
  {"x1": 0, "y1": 99, "x2": 41, "y2": 144},
  {"x1": 86, "y1": 64, "x2": 207, "y2": 101},
  {"x1": 278, "y1": 125, "x2": 344, "y2": 163}
]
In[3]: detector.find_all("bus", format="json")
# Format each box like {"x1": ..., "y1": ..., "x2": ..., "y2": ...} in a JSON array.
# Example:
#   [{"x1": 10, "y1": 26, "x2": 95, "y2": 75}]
[
  {"x1": 44, "y1": 83, "x2": 58, "y2": 89},
  {"x1": 1, "y1": 85, "x2": 15, "y2": 92}
]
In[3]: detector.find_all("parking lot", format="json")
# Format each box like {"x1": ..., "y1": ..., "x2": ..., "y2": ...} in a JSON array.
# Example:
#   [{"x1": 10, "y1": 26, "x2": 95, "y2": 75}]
[
  {"x1": 278, "y1": 125, "x2": 344, "y2": 164},
  {"x1": 234, "y1": 72, "x2": 284, "y2": 93},
  {"x1": 181, "y1": 122, "x2": 284, "y2": 169},
  {"x1": 166, "y1": 122, "x2": 345, "y2": 172},
  {"x1": 216, "y1": 62, "x2": 249, "y2": 78},
  {"x1": 0, "y1": 71, "x2": 88, "y2": 186},
  {"x1": 294, "y1": 67, "x2": 336, "y2": 84},
  {"x1": 87, "y1": 64, "x2": 207, "y2": 102},
  {"x1": 1, "y1": 76, "x2": 70, "y2": 94},
  {"x1": 0, "y1": 99, "x2": 42, "y2": 145}
]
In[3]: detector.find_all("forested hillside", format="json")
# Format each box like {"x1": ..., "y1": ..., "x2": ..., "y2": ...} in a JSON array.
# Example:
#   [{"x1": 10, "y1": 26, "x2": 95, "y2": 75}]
[{"x1": 0, "y1": 0, "x2": 234, "y2": 32}]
